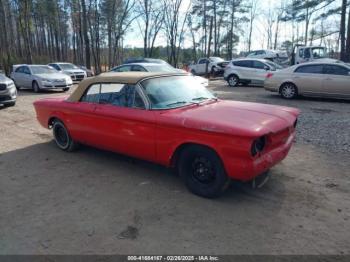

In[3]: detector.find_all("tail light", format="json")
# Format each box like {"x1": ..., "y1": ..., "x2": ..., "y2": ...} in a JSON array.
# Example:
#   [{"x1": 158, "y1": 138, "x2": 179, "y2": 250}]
[{"x1": 266, "y1": 73, "x2": 274, "y2": 78}]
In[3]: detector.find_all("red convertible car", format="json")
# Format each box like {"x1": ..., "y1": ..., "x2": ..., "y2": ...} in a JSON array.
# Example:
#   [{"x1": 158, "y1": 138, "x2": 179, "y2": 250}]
[{"x1": 34, "y1": 72, "x2": 300, "y2": 198}]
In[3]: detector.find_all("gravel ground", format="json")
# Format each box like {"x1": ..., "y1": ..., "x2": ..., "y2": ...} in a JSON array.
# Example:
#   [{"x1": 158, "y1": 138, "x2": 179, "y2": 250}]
[
  {"x1": 0, "y1": 83, "x2": 349, "y2": 255},
  {"x1": 209, "y1": 80, "x2": 350, "y2": 154}
]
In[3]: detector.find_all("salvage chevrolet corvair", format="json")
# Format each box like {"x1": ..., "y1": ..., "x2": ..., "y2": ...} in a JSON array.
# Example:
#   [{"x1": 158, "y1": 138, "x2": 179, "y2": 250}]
[{"x1": 34, "y1": 72, "x2": 299, "y2": 198}]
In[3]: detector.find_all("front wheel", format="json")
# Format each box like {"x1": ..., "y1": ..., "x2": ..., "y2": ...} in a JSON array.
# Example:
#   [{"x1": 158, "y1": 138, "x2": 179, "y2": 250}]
[
  {"x1": 178, "y1": 145, "x2": 230, "y2": 198},
  {"x1": 33, "y1": 81, "x2": 40, "y2": 93},
  {"x1": 280, "y1": 83, "x2": 298, "y2": 99},
  {"x1": 227, "y1": 75, "x2": 239, "y2": 87},
  {"x1": 52, "y1": 120, "x2": 79, "y2": 152},
  {"x1": 4, "y1": 101, "x2": 16, "y2": 107}
]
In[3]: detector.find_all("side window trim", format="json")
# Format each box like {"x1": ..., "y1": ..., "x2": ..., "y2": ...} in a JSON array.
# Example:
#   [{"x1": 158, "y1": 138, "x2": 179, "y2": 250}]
[
  {"x1": 136, "y1": 83, "x2": 150, "y2": 110},
  {"x1": 80, "y1": 82, "x2": 149, "y2": 110}
]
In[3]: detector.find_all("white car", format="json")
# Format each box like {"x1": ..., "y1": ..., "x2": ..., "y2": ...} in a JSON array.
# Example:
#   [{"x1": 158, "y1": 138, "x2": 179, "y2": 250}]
[
  {"x1": 10, "y1": 65, "x2": 73, "y2": 92},
  {"x1": 48, "y1": 62, "x2": 87, "y2": 81},
  {"x1": 224, "y1": 58, "x2": 282, "y2": 87},
  {"x1": 0, "y1": 73, "x2": 17, "y2": 106},
  {"x1": 110, "y1": 62, "x2": 209, "y2": 87},
  {"x1": 188, "y1": 57, "x2": 228, "y2": 76}
]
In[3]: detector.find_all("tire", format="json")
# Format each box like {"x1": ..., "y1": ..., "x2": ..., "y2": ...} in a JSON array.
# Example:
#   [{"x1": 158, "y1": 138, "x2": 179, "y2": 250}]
[
  {"x1": 178, "y1": 145, "x2": 230, "y2": 198},
  {"x1": 52, "y1": 120, "x2": 79, "y2": 152},
  {"x1": 227, "y1": 74, "x2": 239, "y2": 87},
  {"x1": 63, "y1": 88, "x2": 69, "y2": 92},
  {"x1": 280, "y1": 83, "x2": 298, "y2": 99},
  {"x1": 191, "y1": 69, "x2": 196, "y2": 76},
  {"x1": 4, "y1": 101, "x2": 16, "y2": 107},
  {"x1": 32, "y1": 81, "x2": 40, "y2": 93}
]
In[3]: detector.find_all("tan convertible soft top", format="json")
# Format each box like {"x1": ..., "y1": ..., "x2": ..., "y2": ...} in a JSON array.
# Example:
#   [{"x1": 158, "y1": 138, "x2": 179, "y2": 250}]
[{"x1": 67, "y1": 71, "x2": 187, "y2": 102}]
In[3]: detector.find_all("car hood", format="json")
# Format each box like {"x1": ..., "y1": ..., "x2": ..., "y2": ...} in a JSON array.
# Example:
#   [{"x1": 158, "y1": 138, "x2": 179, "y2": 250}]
[
  {"x1": 159, "y1": 100, "x2": 300, "y2": 137},
  {"x1": 36, "y1": 73, "x2": 70, "y2": 80},
  {"x1": 63, "y1": 69, "x2": 85, "y2": 74},
  {"x1": 0, "y1": 74, "x2": 13, "y2": 84}
]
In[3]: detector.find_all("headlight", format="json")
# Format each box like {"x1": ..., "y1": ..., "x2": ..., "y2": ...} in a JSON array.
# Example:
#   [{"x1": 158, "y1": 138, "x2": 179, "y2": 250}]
[
  {"x1": 251, "y1": 136, "x2": 266, "y2": 156},
  {"x1": 293, "y1": 119, "x2": 298, "y2": 128}
]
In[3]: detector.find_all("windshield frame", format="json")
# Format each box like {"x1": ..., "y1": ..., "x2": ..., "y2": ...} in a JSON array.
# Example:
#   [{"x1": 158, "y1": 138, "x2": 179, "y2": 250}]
[
  {"x1": 138, "y1": 75, "x2": 217, "y2": 110},
  {"x1": 144, "y1": 64, "x2": 178, "y2": 73},
  {"x1": 58, "y1": 63, "x2": 79, "y2": 70},
  {"x1": 210, "y1": 57, "x2": 225, "y2": 63},
  {"x1": 311, "y1": 47, "x2": 327, "y2": 59},
  {"x1": 30, "y1": 66, "x2": 58, "y2": 75}
]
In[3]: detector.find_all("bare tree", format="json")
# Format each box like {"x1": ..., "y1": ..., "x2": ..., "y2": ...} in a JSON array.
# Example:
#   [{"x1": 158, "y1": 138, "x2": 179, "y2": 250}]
[
  {"x1": 136, "y1": 0, "x2": 164, "y2": 57},
  {"x1": 339, "y1": 0, "x2": 347, "y2": 61},
  {"x1": 247, "y1": 0, "x2": 258, "y2": 52},
  {"x1": 163, "y1": 0, "x2": 190, "y2": 66}
]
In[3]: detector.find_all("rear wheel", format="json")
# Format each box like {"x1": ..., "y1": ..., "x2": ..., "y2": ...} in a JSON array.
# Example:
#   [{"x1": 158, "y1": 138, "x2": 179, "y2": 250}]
[
  {"x1": 178, "y1": 145, "x2": 230, "y2": 198},
  {"x1": 280, "y1": 83, "x2": 297, "y2": 99},
  {"x1": 32, "y1": 81, "x2": 40, "y2": 93},
  {"x1": 227, "y1": 74, "x2": 239, "y2": 87},
  {"x1": 52, "y1": 120, "x2": 79, "y2": 152}
]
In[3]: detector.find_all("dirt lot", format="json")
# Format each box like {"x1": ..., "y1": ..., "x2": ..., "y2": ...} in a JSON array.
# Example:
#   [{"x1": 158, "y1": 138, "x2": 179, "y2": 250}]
[{"x1": 0, "y1": 81, "x2": 349, "y2": 255}]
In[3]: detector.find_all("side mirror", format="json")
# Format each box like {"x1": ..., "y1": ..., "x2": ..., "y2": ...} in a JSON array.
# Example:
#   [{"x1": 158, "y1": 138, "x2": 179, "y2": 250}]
[{"x1": 264, "y1": 66, "x2": 270, "y2": 71}]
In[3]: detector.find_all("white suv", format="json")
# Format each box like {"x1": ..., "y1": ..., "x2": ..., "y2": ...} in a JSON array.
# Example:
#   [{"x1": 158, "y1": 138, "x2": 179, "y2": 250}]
[{"x1": 224, "y1": 58, "x2": 282, "y2": 87}]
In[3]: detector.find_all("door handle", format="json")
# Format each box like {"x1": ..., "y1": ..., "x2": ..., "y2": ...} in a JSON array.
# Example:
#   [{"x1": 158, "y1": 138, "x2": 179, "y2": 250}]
[
  {"x1": 325, "y1": 78, "x2": 333, "y2": 80},
  {"x1": 293, "y1": 76, "x2": 300, "y2": 79}
]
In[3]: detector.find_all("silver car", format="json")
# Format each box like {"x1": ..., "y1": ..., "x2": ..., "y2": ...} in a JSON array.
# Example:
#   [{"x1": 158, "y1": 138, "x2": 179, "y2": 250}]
[
  {"x1": 48, "y1": 62, "x2": 87, "y2": 81},
  {"x1": 10, "y1": 65, "x2": 73, "y2": 93},
  {"x1": 264, "y1": 62, "x2": 350, "y2": 99},
  {"x1": 110, "y1": 62, "x2": 209, "y2": 87},
  {"x1": 0, "y1": 74, "x2": 17, "y2": 106}
]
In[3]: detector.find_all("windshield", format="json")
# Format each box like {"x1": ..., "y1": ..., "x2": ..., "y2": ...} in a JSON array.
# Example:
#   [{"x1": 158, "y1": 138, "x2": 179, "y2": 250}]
[
  {"x1": 141, "y1": 75, "x2": 216, "y2": 109},
  {"x1": 311, "y1": 48, "x2": 327, "y2": 59},
  {"x1": 58, "y1": 63, "x2": 79, "y2": 70},
  {"x1": 30, "y1": 66, "x2": 57, "y2": 74},
  {"x1": 265, "y1": 61, "x2": 283, "y2": 70},
  {"x1": 145, "y1": 65, "x2": 178, "y2": 73},
  {"x1": 210, "y1": 57, "x2": 224, "y2": 63}
]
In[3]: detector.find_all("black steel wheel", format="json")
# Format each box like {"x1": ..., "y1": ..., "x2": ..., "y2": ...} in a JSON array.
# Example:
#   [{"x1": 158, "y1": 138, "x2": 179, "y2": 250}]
[{"x1": 178, "y1": 145, "x2": 230, "y2": 198}]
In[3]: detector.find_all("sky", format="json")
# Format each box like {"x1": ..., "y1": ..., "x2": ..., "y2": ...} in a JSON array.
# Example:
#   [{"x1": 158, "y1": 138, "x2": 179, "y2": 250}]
[{"x1": 124, "y1": 0, "x2": 341, "y2": 53}]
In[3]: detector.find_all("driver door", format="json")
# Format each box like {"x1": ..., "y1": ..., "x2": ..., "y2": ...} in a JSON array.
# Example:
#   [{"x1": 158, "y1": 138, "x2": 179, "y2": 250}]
[
  {"x1": 197, "y1": 59, "x2": 208, "y2": 74},
  {"x1": 91, "y1": 83, "x2": 157, "y2": 161},
  {"x1": 21, "y1": 66, "x2": 33, "y2": 88}
]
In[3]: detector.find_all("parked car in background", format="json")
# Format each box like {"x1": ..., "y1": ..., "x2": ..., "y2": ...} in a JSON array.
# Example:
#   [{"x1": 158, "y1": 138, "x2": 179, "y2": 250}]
[
  {"x1": 48, "y1": 62, "x2": 87, "y2": 81},
  {"x1": 290, "y1": 45, "x2": 331, "y2": 65},
  {"x1": 264, "y1": 62, "x2": 350, "y2": 99},
  {"x1": 78, "y1": 65, "x2": 94, "y2": 77},
  {"x1": 224, "y1": 58, "x2": 283, "y2": 87},
  {"x1": 110, "y1": 62, "x2": 209, "y2": 87},
  {"x1": 247, "y1": 49, "x2": 289, "y2": 65},
  {"x1": 0, "y1": 73, "x2": 17, "y2": 107},
  {"x1": 10, "y1": 65, "x2": 73, "y2": 93},
  {"x1": 34, "y1": 72, "x2": 299, "y2": 198},
  {"x1": 188, "y1": 57, "x2": 229, "y2": 76},
  {"x1": 122, "y1": 57, "x2": 170, "y2": 65}
]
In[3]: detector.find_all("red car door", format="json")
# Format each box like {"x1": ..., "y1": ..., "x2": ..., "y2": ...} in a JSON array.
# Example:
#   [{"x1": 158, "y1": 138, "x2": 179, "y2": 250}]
[
  {"x1": 89, "y1": 83, "x2": 157, "y2": 161},
  {"x1": 67, "y1": 83, "x2": 102, "y2": 145}
]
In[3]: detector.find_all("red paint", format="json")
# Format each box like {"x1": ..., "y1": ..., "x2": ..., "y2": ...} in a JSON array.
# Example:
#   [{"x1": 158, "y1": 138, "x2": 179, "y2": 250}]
[{"x1": 34, "y1": 97, "x2": 300, "y2": 181}]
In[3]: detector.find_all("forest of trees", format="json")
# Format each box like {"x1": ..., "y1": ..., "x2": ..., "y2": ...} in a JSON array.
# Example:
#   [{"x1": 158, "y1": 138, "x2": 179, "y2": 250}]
[{"x1": 0, "y1": 0, "x2": 349, "y2": 75}]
